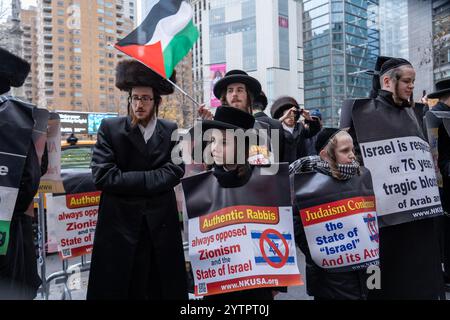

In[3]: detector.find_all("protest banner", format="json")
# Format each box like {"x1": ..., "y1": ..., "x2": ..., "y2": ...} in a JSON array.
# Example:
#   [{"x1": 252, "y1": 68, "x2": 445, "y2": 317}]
[
  {"x1": 294, "y1": 168, "x2": 379, "y2": 272},
  {"x1": 182, "y1": 164, "x2": 302, "y2": 297},
  {"x1": 39, "y1": 113, "x2": 65, "y2": 194},
  {"x1": 348, "y1": 98, "x2": 443, "y2": 227},
  {"x1": 46, "y1": 191, "x2": 100, "y2": 259},
  {"x1": 0, "y1": 98, "x2": 35, "y2": 254},
  {"x1": 24, "y1": 108, "x2": 50, "y2": 218}
]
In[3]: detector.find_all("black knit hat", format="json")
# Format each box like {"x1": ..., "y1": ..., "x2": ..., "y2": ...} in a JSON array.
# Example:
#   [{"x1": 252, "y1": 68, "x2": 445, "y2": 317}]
[
  {"x1": 213, "y1": 70, "x2": 262, "y2": 100},
  {"x1": 380, "y1": 58, "x2": 412, "y2": 76},
  {"x1": 201, "y1": 106, "x2": 255, "y2": 132},
  {"x1": 315, "y1": 128, "x2": 341, "y2": 153},
  {"x1": 0, "y1": 47, "x2": 31, "y2": 94},
  {"x1": 115, "y1": 59, "x2": 176, "y2": 95}
]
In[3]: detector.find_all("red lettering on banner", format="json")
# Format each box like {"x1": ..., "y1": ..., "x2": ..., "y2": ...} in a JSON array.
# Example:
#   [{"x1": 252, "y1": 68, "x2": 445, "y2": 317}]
[
  {"x1": 300, "y1": 196, "x2": 376, "y2": 226},
  {"x1": 66, "y1": 191, "x2": 101, "y2": 209}
]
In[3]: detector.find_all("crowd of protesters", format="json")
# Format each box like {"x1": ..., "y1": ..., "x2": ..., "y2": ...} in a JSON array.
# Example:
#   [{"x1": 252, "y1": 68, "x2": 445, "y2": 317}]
[{"x1": 2, "y1": 45, "x2": 450, "y2": 300}]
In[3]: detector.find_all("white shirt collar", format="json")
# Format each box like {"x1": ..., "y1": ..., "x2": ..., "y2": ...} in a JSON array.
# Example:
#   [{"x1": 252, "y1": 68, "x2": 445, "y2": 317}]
[
  {"x1": 282, "y1": 123, "x2": 295, "y2": 134},
  {"x1": 138, "y1": 116, "x2": 157, "y2": 143}
]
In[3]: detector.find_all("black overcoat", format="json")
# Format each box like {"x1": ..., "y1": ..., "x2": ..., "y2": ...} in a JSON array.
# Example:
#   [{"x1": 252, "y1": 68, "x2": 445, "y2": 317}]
[{"x1": 87, "y1": 116, "x2": 187, "y2": 300}]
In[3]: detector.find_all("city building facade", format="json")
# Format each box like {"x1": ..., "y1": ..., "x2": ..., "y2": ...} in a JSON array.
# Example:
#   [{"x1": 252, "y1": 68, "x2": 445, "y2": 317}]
[
  {"x1": 34, "y1": 0, "x2": 137, "y2": 114},
  {"x1": 302, "y1": 0, "x2": 380, "y2": 127},
  {"x1": 201, "y1": 0, "x2": 304, "y2": 111}
]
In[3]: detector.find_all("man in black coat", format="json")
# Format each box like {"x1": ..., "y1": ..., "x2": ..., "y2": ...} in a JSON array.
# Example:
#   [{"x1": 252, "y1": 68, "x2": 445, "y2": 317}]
[
  {"x1": 271, "y1": 96, "x2": 320, "y2": 164},
  {"x1": 0, "y1": 47, "x2": 47, "y2": 299},
  {"x1": 344, "y1": 56, "x2": 444, "y2": 299},
  {"x1": 427, "y1": 78, "x2": 450, "y2": 289},
  {"x1": 87, "y1": 60, "x2": 187, "y2": 300},
  {"x1": 200, "y1": 70, "x2": 274, "y2": 165},
  {"x1": 252, "y1": 91, "x2": 286, "y2": 163}
]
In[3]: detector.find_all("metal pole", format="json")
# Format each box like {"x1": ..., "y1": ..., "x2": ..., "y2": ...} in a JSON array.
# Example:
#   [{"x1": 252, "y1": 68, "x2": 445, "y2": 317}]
[
  {"x1": 37, "y1": 192, "x2": 48, "y2": 299},
  {"x1": 165, "y1": 77, "x2": 201, "y2": 107}
]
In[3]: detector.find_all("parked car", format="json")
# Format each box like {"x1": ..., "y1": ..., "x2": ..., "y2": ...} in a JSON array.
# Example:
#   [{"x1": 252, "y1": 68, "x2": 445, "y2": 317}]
[{"x1": 33, "y1": 137, "x2": 97, "y2": 253}]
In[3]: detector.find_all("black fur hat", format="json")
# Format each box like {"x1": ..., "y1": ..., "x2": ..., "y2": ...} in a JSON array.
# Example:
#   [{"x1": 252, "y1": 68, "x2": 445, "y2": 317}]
[
  {"x1": 115, "y1": 59, "x2": 176, "y2": 95},
  {"x1": 0, "y1": 47, "x2": 31, "y2": 94},
  {"x1": 270, "y1": 96, "x2": 299, "y2": 120}
]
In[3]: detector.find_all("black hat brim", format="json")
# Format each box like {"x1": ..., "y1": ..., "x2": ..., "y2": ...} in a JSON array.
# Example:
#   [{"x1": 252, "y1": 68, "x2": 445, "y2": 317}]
[
  {"x1": 213, "y1": 74, "x2": 262, "y2": 100},
  {"x1": 428, "y1": 88, "x2": 450, "y2": 99},
  {"x1": 201, "y1": 120, "x2": 241, "y2": 132},
  {"x1": 200, "y1": 120, "x2": 258, "y2": 141},
  {"x1": 273, "y1": 105, "x2": 298, "y2": 120}
]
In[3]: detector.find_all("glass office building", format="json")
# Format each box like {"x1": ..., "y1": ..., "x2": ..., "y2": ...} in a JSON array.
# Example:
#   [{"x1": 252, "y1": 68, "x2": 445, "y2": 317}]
[{"x1": 303, "y1": 0, "x2": 380, "y2": 127}]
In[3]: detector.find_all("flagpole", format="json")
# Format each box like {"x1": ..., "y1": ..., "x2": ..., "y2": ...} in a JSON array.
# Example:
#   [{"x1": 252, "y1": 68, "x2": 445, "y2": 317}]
[{"x1": 165, "y1": 77, "x2": 201, "y2": 107}]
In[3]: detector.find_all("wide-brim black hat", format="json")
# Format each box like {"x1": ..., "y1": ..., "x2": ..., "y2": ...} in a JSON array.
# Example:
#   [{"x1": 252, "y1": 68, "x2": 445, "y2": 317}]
[
  {"x1": 270, "y1": 96, "x2": 299, "y2": 120},
  {"x1": 0, "y1": 47, "x2": 31, "y2": 94},
  {"x1": 201, "y1": 106, "x2": 255, "y2": 132},
  {"x1": 115, "y1": 59, "x2": 176, "y2": 95},
  {"x1": 428, "y1": 78, "x2": 450, "y2": 99},
  {"x1": 213, "y1": 70, "x2": 262, "y2": 100}
]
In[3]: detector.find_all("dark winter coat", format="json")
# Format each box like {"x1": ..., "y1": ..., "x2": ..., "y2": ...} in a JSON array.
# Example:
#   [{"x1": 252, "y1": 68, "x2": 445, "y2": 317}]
[
  {"x1": 347, "y1": 90, "x2": 444, "y2": 299},
  {"x1": 434, "y1": 102, "x2": 450, "y2": 212},
  {"x1": 254, "y1": 112, "x2": 286, "y2": 163},
  {"x1": 0, "y1": 143, "x2": 47, "y2": 300},
  {"x1": 87, "y1": 116, "x2": 187, "y2": 300},
  {"x1": 0, "y1": 97, "x2": 47, "y2": 300},
  {"x1": 283, "y1": 120, "x2": 320, "y2": 164}
]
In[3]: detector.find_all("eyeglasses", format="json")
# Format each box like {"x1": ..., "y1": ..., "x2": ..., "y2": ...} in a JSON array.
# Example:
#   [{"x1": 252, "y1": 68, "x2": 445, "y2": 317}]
[{"x1": 130, "y1": 95, "x2": 154, "y2": 104}]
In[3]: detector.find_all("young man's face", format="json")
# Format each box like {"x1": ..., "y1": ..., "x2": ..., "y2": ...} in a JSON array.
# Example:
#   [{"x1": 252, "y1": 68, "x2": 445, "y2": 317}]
[
  {"x1": 131, "y1": 87, "x2": 155, "y2": 124},
  {"x1": 383, "y1": 66, "x2": 416, "y2": 102},
  {"x1": 226, "y1": 83, "x2": 249, "y2": 112}
]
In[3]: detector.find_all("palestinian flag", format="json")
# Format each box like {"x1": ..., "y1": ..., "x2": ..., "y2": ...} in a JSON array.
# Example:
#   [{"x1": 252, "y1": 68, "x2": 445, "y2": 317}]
[{"x1": 115, "y1": 0, "x2": 199, "y2": 79}]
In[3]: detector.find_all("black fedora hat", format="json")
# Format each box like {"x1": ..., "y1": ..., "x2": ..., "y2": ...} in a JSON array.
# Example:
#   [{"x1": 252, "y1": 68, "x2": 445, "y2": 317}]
[
  {"x1": 428, "y1": 78, "x2": 450, "y2": 99},
  {"x1": 213, "y1": 70, "x2": 262, "y2": 100},
  {"x1": 201, "y1": 106, "x2": 255, "y2": 132},
  {"x1": 0, "y1": 47, "x2": 31, "y2": 94},
  {"x1": 270, "y1": 96, "x2": 299, "y2": 120}
]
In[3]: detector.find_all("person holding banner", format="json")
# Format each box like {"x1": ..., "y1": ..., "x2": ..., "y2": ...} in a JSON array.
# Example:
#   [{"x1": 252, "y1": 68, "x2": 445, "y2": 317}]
[
  {"x1": 341, "y1": 56, "x2": 444, "y2": 299},
  {"x1": 87, "y1": 60, "x2": 187, "y2": 300},
  {"x1": 426, "y1": 78, "x2": 450, "y2": 288},
  {"x1": 183, "y1": 106, "x2": 301, "y2": 300},
  {"x1": 0, "y1": 48, "x2": 48, "y2": 299},
  {"x1": 290, "y1": 128, "x2": 378, "y2": 300}
]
